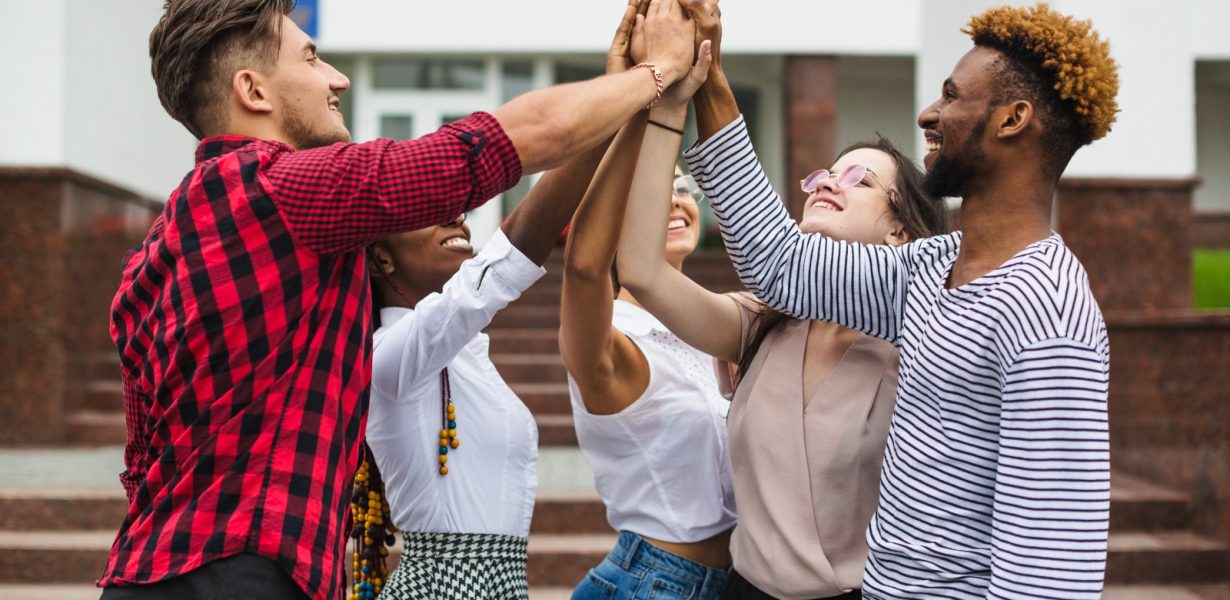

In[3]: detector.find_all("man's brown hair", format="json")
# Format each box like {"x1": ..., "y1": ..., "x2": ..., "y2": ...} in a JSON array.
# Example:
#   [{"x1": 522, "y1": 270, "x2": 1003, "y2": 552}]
[{"x1": 149, "y1": 0, "x2": 294, "y2": 139}]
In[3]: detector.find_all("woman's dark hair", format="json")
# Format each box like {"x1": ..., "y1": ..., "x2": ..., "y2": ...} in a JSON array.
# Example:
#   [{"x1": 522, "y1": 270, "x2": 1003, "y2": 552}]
[{"x1": 735, "y1": 136, "x2": 947, "y2": 383}]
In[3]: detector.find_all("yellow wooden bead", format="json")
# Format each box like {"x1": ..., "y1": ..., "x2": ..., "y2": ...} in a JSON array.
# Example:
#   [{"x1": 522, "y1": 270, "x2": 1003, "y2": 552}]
[
  {"x1": 439, "y1": 465, "x2": 449, "y2": 475},
  {"x1": 450, "y1": 438, "x2": 460, "y2": 449},
  {"x1": 439, "y1": 438, "x2": 449, "y2": 448},
  {"x1": 448, "y1": 428, "x2": 456, "y2": 437},
  {"x1": 439, "y1": 428, "x2": 448, "y2": 438},
  {"x1": 439, "y1": 454, "x2": 448, "y2": 464}
]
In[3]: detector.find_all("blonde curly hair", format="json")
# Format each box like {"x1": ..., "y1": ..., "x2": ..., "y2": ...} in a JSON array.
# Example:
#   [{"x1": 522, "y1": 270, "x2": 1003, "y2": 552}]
[{"x1": 964, "y1": 3, "x2": 1119, "y2": 146}]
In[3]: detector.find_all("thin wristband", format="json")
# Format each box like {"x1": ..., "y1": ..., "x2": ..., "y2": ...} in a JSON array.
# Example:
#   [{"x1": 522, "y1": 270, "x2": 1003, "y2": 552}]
[{"x1": 647, "y1": 119, "x2": 684, "y2": 136}]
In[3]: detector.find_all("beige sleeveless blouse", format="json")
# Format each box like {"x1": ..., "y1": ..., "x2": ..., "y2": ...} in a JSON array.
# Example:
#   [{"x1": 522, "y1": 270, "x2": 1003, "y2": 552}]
[{"x1": 725, "y1": 295, "x2": 898, "y2": 599}]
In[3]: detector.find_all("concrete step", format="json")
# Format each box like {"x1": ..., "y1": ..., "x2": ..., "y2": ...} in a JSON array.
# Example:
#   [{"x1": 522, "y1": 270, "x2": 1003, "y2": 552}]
[
  {"x1": 491, "y1": 305, "x2": 562, "y2": 329},
  {"x1": 512, "y1": 382, "x2": 572, "y2": 415},
  {"x1": 490, "y1": 329, "x2": 560, "y2": 355},
  {"x1": 1102, "y1": 584, "x2": 1230, "y2": 599},
  {"x1": 536, "y1": 414, "x2": 578, "y2": 446},
  {"x1": 64, "y1": 381, "x2": 124, "y2": 414},
  {"x1": 1112, "y1": 472, "x2": 1194, "y2": 532},
  {"x1": 1105, "y1": 531, "x2": 1230, "y2": 585},
  {"x1": 531, "y1": 490, "x2": 609, "y2": 535},
  {"x1": 65, "y1": 353, "x2": 121, "y2": 385},
  {"x1": 63, "y1": 412, "x2": 126, "y2": 446},
  {"x1": 493, "y1": 353, "x2": 567, "y2": 384},
  {"x1": 0, "y1": 487, "x2": 127, "y2": 532}
]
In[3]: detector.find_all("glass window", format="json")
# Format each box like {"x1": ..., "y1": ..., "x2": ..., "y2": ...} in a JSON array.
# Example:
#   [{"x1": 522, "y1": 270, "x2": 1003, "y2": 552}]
[
  {"x1": 373, "y1": 59, "x2": 486, "y2": 90},
  {"x1": 380, "y1": 115, "x2": 414, "y2": 140},
  {"x1": 554, "y1": 63, "x2": 604, "y2": 84},
  {"x1": 502, "y1": 61, "x2": 535, "y2": 103}
]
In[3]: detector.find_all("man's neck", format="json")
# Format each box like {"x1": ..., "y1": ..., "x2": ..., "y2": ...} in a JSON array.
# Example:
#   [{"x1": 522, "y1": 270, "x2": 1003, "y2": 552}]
[{"x1": 949, "y1": 180, "x2": 1055, "y2": 289}]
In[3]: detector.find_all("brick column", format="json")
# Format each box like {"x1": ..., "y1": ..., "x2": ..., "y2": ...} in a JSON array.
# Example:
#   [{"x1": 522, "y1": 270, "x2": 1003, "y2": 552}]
[
  {"x1": 785, "y1": 56, "x2": 839, "y2": 220},
  {"x1": 0, "y1": 168, "x2": 157, "y2": 445},
  {"x1": 1055, "y1": 177, "x2": 1197, "y2": 312}
]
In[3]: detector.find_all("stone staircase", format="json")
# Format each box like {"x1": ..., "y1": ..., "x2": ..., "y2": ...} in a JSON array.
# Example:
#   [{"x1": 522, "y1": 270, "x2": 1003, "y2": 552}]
[{"x1": 4, "y1": 248, "x2": 1229, "y2": 598}]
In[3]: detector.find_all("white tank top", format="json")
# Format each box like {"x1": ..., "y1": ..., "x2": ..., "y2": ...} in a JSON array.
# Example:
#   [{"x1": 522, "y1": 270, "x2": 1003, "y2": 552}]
[{"x1": 568, "y1": 300, "x2": 737, "y2": 543}]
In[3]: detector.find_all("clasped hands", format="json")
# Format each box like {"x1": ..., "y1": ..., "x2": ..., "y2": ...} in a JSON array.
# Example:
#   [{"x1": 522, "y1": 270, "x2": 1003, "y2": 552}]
[{"x1": 607, "y1": 0, "x2": 724, "y2": 112}]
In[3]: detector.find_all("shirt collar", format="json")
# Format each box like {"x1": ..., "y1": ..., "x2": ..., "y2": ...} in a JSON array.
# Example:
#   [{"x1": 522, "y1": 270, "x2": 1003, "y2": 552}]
[{"x1": 194, "y1": 136, "x2": 291, "y2": 164}]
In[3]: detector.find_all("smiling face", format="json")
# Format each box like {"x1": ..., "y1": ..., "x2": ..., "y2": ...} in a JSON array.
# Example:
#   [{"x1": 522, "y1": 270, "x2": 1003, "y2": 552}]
[
  {"x1": 371, "y1": 215, "x2": 472, "y2": 306},
  {"x1": 917, "y1": 46, "x2": 1002, "y2": 199},
  {"x1": 267, "y1": 15, "x2": 351, "y2": 149},
  {"x1": 798, "y1": 148, "x2": 904, "y2": 245},
  {"x1": 665, "y1": 167, "x2": 702, "y2": 265}
]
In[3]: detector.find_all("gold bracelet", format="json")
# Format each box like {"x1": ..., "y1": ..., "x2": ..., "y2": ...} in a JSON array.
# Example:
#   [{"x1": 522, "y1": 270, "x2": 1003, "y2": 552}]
[{"x1": 632, "y1": 62, "x2": 665, "y2": 109}]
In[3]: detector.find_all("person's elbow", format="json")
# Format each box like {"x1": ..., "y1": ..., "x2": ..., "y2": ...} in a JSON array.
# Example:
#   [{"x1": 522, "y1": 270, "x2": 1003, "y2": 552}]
[{"x1": 563, "y1": 251, "x2": 614, "y2": 286}]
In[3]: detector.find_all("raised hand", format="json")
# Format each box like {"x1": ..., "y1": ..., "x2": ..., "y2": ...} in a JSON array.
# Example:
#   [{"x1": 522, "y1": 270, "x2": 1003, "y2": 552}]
[
  {"x1": 641, "y1": 0, "x2": 697, "y2": 85},
  {"x1": 683, "y1": 0, "x2": 722, "y2": 70},
  {"x1": 658, "y1": 40, "x2": 712, "y2": 108},
  {"x1": 606, "y1": 0, "x2": 642, "y2": 74}
]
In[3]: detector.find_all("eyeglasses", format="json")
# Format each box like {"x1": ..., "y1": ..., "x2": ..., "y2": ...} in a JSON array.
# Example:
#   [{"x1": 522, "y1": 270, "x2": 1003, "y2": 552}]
[
  {"x1": 800, "y1": 164, "x2": 887, "y2": 194},
  {"x1": 673, "y1": 175, "x2": 705, "y2": 205}
]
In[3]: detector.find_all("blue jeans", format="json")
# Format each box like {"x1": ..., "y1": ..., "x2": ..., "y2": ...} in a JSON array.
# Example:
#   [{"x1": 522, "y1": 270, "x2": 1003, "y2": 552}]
[{"x1": 572, "y1": 531, "x2": 728, "y2": 600}]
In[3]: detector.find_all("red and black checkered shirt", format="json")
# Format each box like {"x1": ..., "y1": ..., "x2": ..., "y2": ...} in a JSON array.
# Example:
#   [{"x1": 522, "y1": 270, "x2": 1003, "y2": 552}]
[{"x1": 100, "y1": 112, "x2": 521, "y2": 599}]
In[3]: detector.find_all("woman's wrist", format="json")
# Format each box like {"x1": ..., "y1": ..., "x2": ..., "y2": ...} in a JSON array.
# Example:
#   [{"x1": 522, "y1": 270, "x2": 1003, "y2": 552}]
[{"x1": 648, "y1": 104, "x2": 687, "y2": 129}]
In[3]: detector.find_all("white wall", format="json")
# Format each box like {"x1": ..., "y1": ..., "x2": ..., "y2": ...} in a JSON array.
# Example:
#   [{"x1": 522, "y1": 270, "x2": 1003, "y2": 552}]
[
  {"x1": 0, "y1": 0, "x2": 194, "y2": 200},
  {"x1": 0, "y1": 0, "x2": 67, "y2": 166},
  {"x1": 318, "y1": 0, "x2": 919, "y2": 55},
  {"x1": 917, "y1": 0, "x2": 1196, "y2": 179},
  {"x1": 63, "y1": 0, "x2": 196, "y2": 200},
  {"x1": 1194, "y1": 1, "x2": 1230, "y2": 59}
]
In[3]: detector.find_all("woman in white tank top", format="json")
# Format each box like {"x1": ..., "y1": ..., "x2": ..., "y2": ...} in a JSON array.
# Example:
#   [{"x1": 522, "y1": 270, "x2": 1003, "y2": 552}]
[{"x1": 558, "y1": 37, "x2": 734, "y2": 600}]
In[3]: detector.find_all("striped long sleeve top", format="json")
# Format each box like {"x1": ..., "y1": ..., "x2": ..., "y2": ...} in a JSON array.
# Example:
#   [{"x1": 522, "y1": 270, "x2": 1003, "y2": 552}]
[{"x1": 684, "y1": 116, "x2": 1110, "y2": 599}]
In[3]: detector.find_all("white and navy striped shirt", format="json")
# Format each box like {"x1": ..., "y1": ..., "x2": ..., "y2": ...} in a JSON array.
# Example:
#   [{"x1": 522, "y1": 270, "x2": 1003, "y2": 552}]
[{"x1": 685, "y1": 117, "x2": 1110, "y2": 599}]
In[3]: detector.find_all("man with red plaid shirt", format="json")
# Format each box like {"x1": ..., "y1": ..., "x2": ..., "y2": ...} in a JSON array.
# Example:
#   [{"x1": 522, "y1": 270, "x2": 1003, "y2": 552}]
[{"x1": 99, "y1": 1, "x2": 697, "y2": 598}]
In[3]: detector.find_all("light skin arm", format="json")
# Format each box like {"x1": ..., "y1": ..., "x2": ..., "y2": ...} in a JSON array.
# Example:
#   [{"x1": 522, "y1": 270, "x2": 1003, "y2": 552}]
[
  {"x1": 615, "y1": 43, "x2": 743, "y2": 364},
  {"x1": 558, "y1": 117, "x2": 653, "y2": 416},
  {"x1": 494, "y1": 0, "x2": 695, "y2": 174}
]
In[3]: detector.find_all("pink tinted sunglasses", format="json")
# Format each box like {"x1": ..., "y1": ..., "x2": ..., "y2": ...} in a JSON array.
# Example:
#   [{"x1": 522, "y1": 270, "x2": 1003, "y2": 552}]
[{"x1": 799, "y1": 164, "x2": 886, "y2": 194}]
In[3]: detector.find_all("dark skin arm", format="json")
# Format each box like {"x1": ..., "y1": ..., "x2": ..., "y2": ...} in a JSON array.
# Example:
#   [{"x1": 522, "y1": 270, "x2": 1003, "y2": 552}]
[
  {"x1": 685, "y1": 0, "x2": 740, "y2": 142},
  {"x1": 498, "y1": 0, "x2": 642, "y2": 265}
]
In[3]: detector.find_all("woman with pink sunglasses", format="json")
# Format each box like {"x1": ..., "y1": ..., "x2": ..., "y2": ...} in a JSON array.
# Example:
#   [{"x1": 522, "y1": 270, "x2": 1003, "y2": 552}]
[{"x1": 612, "y1": 7, "x2": 947, "y2": 597}]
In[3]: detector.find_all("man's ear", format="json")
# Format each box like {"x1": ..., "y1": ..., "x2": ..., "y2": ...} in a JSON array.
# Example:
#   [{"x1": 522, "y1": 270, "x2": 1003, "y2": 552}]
[
  {"x1": 996, "y1": 99, "x2": 1034, "y2": 140},
  {"x1": 232, "y1": 69, "x2": 274, "y2": 114}
]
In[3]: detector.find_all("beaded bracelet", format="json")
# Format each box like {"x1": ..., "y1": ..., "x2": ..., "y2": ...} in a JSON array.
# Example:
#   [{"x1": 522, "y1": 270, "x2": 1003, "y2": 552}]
[{"x1": 632, "y1": 62, "x2": 665, "y2": 109}]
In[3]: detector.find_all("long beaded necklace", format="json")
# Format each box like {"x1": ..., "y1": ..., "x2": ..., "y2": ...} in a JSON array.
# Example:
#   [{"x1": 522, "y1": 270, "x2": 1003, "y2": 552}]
[
  {"x1": 371, "y1": 253, "x2": 460, "y2": 476},
  {"x1": 350, "y1": 453, "x2": 396, "y2": 600},
  {"x1": 438, "y1": 371, "x2": 460, "y2": 475}
]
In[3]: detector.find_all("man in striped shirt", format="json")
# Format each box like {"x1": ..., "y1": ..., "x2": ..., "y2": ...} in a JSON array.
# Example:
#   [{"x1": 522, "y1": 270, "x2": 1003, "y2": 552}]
[{"x1": 681, "y1": 2, "x2": 1118, "y2": 598}]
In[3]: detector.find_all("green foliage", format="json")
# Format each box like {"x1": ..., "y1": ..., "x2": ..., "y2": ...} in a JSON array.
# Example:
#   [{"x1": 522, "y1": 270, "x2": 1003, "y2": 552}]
[{"x1": 1194, "y1": 249, "x2": 1230, "y2": 309}]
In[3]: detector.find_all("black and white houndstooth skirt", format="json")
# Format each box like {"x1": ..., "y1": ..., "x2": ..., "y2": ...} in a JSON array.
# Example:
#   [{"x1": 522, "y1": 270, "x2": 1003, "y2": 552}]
[{"x1": 379, "y1": 532, "x2": 529, "y2": 600}]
